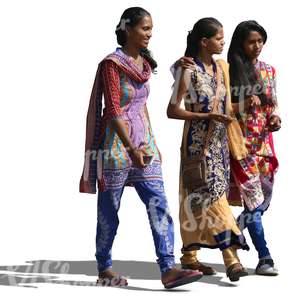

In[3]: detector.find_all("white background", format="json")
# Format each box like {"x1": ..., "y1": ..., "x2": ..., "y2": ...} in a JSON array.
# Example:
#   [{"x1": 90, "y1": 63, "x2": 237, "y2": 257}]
[{"x1": 0, "y1": 0, "x2": 299, "y2": 298}]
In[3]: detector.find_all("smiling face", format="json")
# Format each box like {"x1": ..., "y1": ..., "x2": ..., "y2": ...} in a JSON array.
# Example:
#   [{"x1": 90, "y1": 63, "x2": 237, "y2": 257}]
[
  {"x1": 243, "y1": 30, "x2": 264, "y2": 60},
  {"x1": 200, "y1": 27, "x2": 225, "y2": 55},
  {"x1": 126, "y1": 15, "x2": 153, "y2": 49}
]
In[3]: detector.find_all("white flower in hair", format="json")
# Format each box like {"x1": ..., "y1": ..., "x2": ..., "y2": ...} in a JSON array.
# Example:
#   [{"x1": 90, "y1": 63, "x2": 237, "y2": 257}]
[{"x1": 116, "y1": 18, "x2": 130, "y2": 31}]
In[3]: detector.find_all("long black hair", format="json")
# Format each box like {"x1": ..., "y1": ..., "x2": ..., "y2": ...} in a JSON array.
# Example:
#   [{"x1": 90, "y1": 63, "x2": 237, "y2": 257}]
[
  {"x1": 227, "y1": 20, "x2": 267, "y2": 101},
  {"x1": 185, "y1": 17, "x2": 223, "y2": 59},
  {"x1": 115, "y1": 7, "x2": 157, "y2": 71}
]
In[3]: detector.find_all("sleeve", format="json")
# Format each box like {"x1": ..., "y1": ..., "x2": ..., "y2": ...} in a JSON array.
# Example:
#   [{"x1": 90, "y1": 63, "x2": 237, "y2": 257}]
[
  {"x1": 101, "y1": 60, "x2": 122, "y2": 119},
  {"x1": 270, "y1": 66, "x2": 280, "y2": 119}
]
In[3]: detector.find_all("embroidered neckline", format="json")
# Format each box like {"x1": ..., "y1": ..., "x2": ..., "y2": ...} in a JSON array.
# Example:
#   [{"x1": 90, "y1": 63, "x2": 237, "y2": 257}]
[
  {"x1": 194, "y1": 57, "x2": 217, "y2": 77},
  {"x1": 117, "y1": 47, "x2": 147, "y2": 74}
]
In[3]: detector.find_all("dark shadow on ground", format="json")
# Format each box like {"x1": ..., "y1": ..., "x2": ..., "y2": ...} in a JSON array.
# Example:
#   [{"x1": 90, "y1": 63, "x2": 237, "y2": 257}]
[{"x1": 0, "y1": 260, "x2": 255, "y2": 289}]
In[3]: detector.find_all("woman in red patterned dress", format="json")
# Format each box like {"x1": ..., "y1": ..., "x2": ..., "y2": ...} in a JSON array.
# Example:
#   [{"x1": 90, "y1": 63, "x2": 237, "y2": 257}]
[{"x1": 227, "y1": 20, "x2": 281, "y2": 276}]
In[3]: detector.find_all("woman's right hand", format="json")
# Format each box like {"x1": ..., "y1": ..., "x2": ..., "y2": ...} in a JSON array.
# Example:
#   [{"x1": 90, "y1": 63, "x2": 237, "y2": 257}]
[
  {"x1": 128, "y1": 147, "x2": 148, "y2": 168},
  {"x1": 208, "y1": 113, "x2": 234, "y2": 125}
]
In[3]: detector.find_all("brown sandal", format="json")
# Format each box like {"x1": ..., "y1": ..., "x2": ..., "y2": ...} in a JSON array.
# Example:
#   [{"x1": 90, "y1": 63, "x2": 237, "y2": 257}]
[
  {"x1": 226, "y1": 263, "x2": 248, "y2": 282},
  {"x1": 181, "y1": 261, "x2": 217, "y2": 275},
  {"x1": 96, "y1": 270, "x2": 128, "y2": 287},
  {"x1": 163, "y1": 269, "x2": 203, "y2": 289}
]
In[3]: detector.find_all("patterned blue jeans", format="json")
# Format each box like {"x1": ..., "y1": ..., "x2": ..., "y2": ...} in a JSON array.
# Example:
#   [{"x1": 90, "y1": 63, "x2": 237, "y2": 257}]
[
  {"x1": 95, "y1": 180, "x2": 175, "y2": 274},
  {"x1": 237, "y1": 204, "x2": 271, "y2": 260}
]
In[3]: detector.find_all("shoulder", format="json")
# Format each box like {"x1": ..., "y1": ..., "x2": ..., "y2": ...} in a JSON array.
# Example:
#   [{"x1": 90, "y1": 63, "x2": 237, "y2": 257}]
[
  {"x1": 175, "y1": 66, "x2": 193, "y2": 81},
  {"x1": 100, "y1": 50, "x2": 122, "y2": 70},
  {"x1": 101, "y1": 58, "x2": 119, "y2": 69},
  {"x1": 258, "y1": 61, "x2": 276, "y2": 76},
  {"x1": 98, "y1": 58, "x2": 121, "y2": 88},
  {"x1": 216, "y1": 59, "x2": 230, "y2": 83},
  {"x1": 99, "y1": 59, "x2": 120, "y2": 80},
  {"x1": 216, "y1": 59, "x2": 229, "y2": 74},
  {"x1": 216, "y1": 58, "x2": 229, "y2": 68}
]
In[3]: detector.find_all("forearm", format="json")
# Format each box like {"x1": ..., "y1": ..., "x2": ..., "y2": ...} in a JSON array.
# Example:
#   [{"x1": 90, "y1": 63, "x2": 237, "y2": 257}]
[
  {"x1": 110, "y1": 118, "x2": 135, "y2": 150},
  {"x1": 167, "y1": 105, "x2": 209, "y2": 121}
]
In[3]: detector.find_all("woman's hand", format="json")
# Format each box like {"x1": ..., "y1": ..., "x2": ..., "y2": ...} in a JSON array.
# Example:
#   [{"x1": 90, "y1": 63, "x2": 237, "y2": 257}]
[
  {"x1": 128, "y1": 147, "x2": 148, "y2": 168},
  {"x1": 174, "y1": 56, "x2": 196, "y2": 70},
  {"x1": 268, "y1": 115, "x2": 281, "y2": 132},
  {"x1": 244, "y1": 95, "x2": 261, "y2": 111},
  {"x1": 208, "y1": 113, "x2": 234, "y2": 125}
]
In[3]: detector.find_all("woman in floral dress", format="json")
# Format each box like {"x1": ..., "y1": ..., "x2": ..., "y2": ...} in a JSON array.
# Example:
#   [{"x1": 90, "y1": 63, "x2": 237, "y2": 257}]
[{"x1": 167, "y1": 17, "x2": 249, "y2": 282}]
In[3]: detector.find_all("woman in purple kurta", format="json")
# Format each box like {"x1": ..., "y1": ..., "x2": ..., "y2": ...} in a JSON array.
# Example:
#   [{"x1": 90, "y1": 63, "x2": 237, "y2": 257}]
[{"x1": 79, "y1": 7, "x2": 203, "y2": 289}]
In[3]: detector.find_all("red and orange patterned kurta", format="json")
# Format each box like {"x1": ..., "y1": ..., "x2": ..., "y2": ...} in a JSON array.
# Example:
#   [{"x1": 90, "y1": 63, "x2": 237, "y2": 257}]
[{"x1": 230, "y1": 61, "x2": 280, "y2": 211}]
